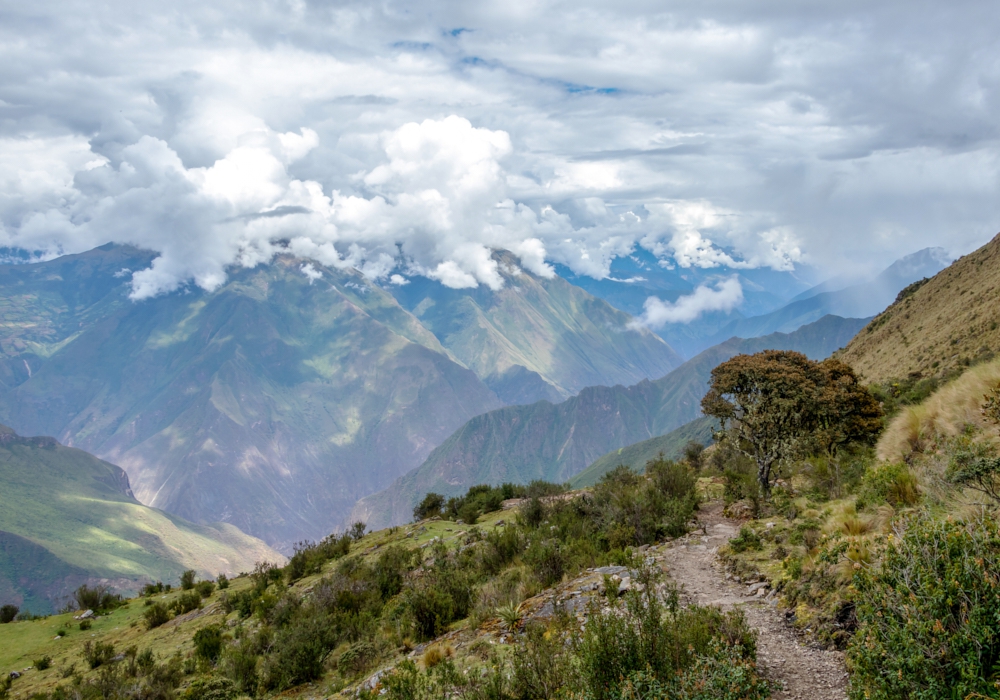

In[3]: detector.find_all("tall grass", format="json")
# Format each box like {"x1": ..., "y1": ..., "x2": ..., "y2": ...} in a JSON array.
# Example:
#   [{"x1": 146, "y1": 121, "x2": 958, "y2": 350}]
[{"x1": 878, "y1": 356, "x2": 1000, "y2": 463}]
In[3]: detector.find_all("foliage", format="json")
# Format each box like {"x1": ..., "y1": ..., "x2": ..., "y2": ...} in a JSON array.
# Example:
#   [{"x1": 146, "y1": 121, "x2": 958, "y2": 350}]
[
  {"x1": 34, "y1": 655, "x2": 52, "y2": 671},
  {"x1": 193, "y1": 625, "x2": 224, "y2": 663},
  {"x1": 413, "y1": 492, "x2": 445, "y2": 521},
  {"x1": 682, "y1": 440, "x2": 705, "y2": 470},
  {"x1": 79, "y1": 619, "x2": 92, "y2": 631},
  {"x1": 180, "y1": 676, "x2": 238, "y2": 700},
  {"x1": 849, "y1": 515, "x2": 1000, "y2": 699},
  {"x1": 577, "y1": 565, "x2": 758, "y2": 700},
  {"x1": 180, "y1": 570, "x2": 196, "y2": 590},
  {"x1": 947, "y1": 440, "x2": 1000, "y2": 503},
  {"x1": 195, "y1": 580, "x2": 215, "y2": 598},
  {"x1": 857, "y1": 462, "x2": 920, "y2": 509},
  {"x1": 702, "y1": 351, "x2": 881, "y2": 494},
  {"x1": 144, "y1": 603, "x2": 170, "y2": 630},
  {"x1": 285, "y1": 533, "x2": 352, "y2": 583},
  {"x1": 350, "y1": 522, "x2": 368, "y2": 541},
  {"x1": 170, "y1": 591, "x2": 202, "y2": 615},
  {"x1": 216, "y1": 574, "x2": 229, "y2": 590},
  {"x1": 984, "y1": 382, "x2": 1000, "y2": 424},
  {"x1": 82, "y1": 640, "x2": 117, "y2": 669},
  {"x1": 0, "y1": 604, "x2": 17, "y2": 623},
  {"x1": 74, "y1": 584, "x2": 123, "y2": 613},
  {"x1": 440, "y1": 481, "x2": 567, "y2": 525},
  {"x1": 727, "y1": 526, "x2": 762, "y2": 553}
]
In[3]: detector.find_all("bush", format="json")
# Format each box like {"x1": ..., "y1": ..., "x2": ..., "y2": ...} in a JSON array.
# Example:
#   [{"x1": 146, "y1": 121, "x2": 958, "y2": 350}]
[
  {"x1": 728, "y1": 526, "x2": 762, "y2": 553},
  {"x1": 73, "y1": 584, "x2": 122, "y2": 612},
  {"x1": 946, "y1": 441, "x2": 1000, "y2": 503},
  {"x1": 141, "y1": 581, "x2": 165, "y2": 597},
  {"x1": 144, "y1": 603, "x2": 170, "y2": 629},
  {"x1": 171, "y1": 591, "x2": 202, "y2": 615},
  {"x1": 0, "y1": 604, "x2": 17, "y2": 623},
  {"x1": 285, "y1": 533, "x2": 352, "y2": 582},
  {"x1": 857, "y1": 462, "x2": 920, "y2": 509},
  {"x1": 220, "y1": 639, "x2": 260, "y2": 697},
  {"x1": 180, "y1": 570, "x2": 196, "y2": 590},
  {"x1": 262, "y1": 613, "x2": 334, "y2": 690},
  {"x1": 349, "y1": 521, "x2": 367, "y2": 541},
  {"x1": 413, "y1": 492, "x2": 445, "y2": 521},
  {"x1": 578, "y1": 565, "x2": 758, "y2": 700},
  {"x1": 194, "y1": 625, "x2": 224, "y2": 663},
  {"x1": 216, "y1": 573, "x2": 229, "y2": 590},
  {"x1": 849, "y1": 515, "x2": 1000, "y2": 699},
  {"x1": 33, "y1": 655, "x2": 52, "y2": 671},
  {"x1": 196, "y1": 580, "x2": 216, "y2": 598},
  {"x1": 181, "y1": 675, "x2": 238, "y2": 700},
  {"x1": 82, "y1": 640, "x2": 116, "y2": 669},
  {"x1": 79, "y1": 619, "x2": 92, "y2": 631}
]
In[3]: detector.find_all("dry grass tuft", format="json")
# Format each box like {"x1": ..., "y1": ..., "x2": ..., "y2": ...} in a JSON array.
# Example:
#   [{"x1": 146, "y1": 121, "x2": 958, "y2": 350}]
[{"x1": 878, "y1": 357, "x2": 1000, "y2": 463}]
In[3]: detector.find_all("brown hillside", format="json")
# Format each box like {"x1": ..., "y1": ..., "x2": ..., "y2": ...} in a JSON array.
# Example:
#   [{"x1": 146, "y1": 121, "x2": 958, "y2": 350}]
[{"x1": 839, "y1": 233, "x2": 1000, "y2": 384}]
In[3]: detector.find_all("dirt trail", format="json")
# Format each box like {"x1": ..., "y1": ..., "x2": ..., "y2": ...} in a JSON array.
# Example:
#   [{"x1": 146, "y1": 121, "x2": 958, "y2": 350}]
[{"x1": 660, "y1": 503, "x2": 849, "y2": 700}]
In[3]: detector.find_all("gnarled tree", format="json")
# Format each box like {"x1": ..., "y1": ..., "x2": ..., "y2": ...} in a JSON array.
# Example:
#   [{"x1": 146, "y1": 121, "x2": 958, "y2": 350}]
[{"x1": 701, "y1": 351, "x2": 882, "y2": 495}]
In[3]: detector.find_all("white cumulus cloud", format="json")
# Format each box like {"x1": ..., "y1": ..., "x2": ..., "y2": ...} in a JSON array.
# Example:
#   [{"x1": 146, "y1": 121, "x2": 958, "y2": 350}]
[{"x1": 630, "y1": 277, "x2": 744, "y2": 329}]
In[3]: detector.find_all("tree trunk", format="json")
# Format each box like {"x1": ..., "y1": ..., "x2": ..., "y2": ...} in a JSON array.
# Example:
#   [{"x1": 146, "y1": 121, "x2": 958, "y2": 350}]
[{"x1": 757, "y1": 458, "x2": 772, "y2": 496}]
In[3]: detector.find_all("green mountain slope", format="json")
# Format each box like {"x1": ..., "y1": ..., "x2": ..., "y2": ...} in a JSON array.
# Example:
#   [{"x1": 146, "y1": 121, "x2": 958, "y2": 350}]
[
  {"x1": 391, "y1": 251, "x2": 682, "y2": 404},
  {"x1": 569, "y1": 417, "x2": 717, "y2": 489},
  {"x1": 0, "y1": 424, "x2": 280, "y2": 612},
  {"x1": 352, "y1": 315, "x2": 868, "y2": 528},
  {"x1": 0, "y1": 247, "x2": 502, "y2": 551}
]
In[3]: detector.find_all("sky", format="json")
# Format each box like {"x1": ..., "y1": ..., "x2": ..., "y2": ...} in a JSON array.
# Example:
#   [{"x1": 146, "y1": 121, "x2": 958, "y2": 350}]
[{"x1": 1, "y1": 0, "x2": 998, "y2": 301}]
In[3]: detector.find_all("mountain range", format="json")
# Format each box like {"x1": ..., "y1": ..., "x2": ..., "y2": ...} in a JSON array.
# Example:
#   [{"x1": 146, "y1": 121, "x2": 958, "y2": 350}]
[
  {"x1": 0, "y1": 245, "x2": 679, "y2": 551},
  {"x1": 0, "y1": 423, "x2": 279, "y2": 612},
  {"x1": 351, "y1": 314, "x2": 869, "y2": 528}
]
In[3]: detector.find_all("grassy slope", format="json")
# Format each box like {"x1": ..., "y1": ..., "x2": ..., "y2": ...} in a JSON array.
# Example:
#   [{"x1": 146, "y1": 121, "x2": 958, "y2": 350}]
[
  {"x1": 0, "y1": 425, "x2": 281, "y2": 611},
  {"x1": 569, "y1": 417, "x2": 716, "y2": 488},
  {"x1": 352, "y1": 315, "x2": 869, "y2": 528},
  {"x1": 839, "y1": 232, "x2": 1000, "y2": 384},
  {"x1": 391, "y1": 251, "x2": 683, "y2": 404},
  {"x1": 0, "y1": 251, "x2": 501, "y2": 551},
  {"x1": 0, "y1": 512, "x2": 506, "y2": 695}
]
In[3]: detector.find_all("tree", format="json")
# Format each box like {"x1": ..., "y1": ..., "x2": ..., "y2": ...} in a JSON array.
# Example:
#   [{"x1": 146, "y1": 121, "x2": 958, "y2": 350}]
[
  {"x1": 701, "y1": 351, "x2": 881, "y2": 495},
  {"x1": 413, "y1": 492, "x2": 445, "y2": 521},
  {"x1": 180, "y1": 569, "x2": 196, "y2": 590}
]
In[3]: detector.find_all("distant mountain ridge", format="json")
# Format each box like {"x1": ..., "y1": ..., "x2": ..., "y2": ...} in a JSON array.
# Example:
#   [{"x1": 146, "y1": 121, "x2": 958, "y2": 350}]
[
  {"x1": 0, "y1": 244, "x2": 681, "y2": 551},
  {"x1": 0, "y1": 423, "x2": 280, "y2": 613},
  {"x1": 390, "y1": 250, "x2": 682, "y2": 404},
  {"x1": 351, "y1": 314, "x2": 869, "y2": 528},
  {"x1": 701, "y1": 248, "x2": 951, "y2": 346},
  {"x1": 840, "y1": 234, "x2": 1000, "y2": 383}
]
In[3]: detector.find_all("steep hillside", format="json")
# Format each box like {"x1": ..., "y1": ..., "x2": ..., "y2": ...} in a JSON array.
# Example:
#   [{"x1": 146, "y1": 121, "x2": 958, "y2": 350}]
[
  {"x1": 391, "y1": 251, "x2": 682, "y2": 404},
  {"x1": 569, "y1": 417, "x2": 716, "y2": 488},
  {"x1": 0, "y1": 247, "x2": 501, "y2": 550},
  {"x1": 0, "y1": 424, "x2": 280, "y2": 612},
  {"x1": 840, "y1": 233, "x2": 1000, "y2": 383},
  {"x1": 352, "y1": 314, "x2": 868, "y2": 527},
  {"x1": 703, "y1": 247, "x2": 949, "y2": 346}
]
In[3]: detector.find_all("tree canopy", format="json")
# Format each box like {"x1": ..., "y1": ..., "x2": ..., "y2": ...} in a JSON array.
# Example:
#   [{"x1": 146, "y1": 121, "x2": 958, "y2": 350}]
[{"x1": 701, "y1": 351, "x2": 882, "y2": 494}]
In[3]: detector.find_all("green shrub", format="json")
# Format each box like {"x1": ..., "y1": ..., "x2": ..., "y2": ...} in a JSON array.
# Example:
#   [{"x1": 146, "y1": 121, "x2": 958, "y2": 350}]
[
  {"x1": 220, "y1": 639, "x2": 260, "y2": 697},
  {"x1": 946, "y1": 441, "x2": 1000, "y2": 503},
  {"x1": 180, "y1": 675, "x2": 238, "y2": 700},
  {"x1": 262, "y1": 613, "x2": 334, "y2": 690},
  {"x1": 33, "y1": 655, "x2": 52, "y2": 671},
  {"x1": 78, "y1": 619, "x2": 92, "y2": 631},
  {"x1": 406, "y1": 585, "x2": 455, "y2": 640},
  {"x1": 413, "y1": 492, "x2": 445, "y2": 521},
  {"x1": 857, "y1": 462, "x2": 920, "y2": 509},
  {"x1": 578, "y1": 565, "x2": 757, "y2": 700},
  {"x1": 728, "y1": 526, "x2": 762, "y2": 553},
  {"x1": 338, "y1": 640, "x2": 377, "y2": 677},
  {"x1": 73, "y1": 584, "x2": 122, "y2": 612},
  {"x1": 141, "y1": 581, "x2": 165, "y2": 597},
  {"x1": 82, "y1": 640, "x2": 116, "y2": 669},
  {"x1": 194, "y1": 625, "x2": 224, "y2": 663},
  {"x1": 285, "y1": 533, "x2": 352, "y2": 583},
  {"x1": 195, "y1": 580, "x2": 215, "y2": 598},
  {"x1": 0, "y1": 604, "x2": 18, "y2": 623},
  {"x1": 849, "y1": 514, "x2": 1000, "y2": 699},
  {"x1": 170, "y1": 591, "x2": 202, "y2": 615},
  {"x1": 144, "y1": 603, "x2": 170, "y2": 629},
  {"x1": 180, "y1": 570, "x2": 196, "y2": 590},
  {"x1": 216, "y1": 574, "x2": 229, "y2": 590}
]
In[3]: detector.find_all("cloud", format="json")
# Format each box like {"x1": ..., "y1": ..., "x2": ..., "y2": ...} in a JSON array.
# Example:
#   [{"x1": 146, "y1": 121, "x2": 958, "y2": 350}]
[
  {"x1": 1, "y1": 0, "x2": 999, "y2": 300},
  {"x1": 630, "y1": 277, "x2": 744, "y2": 329}
]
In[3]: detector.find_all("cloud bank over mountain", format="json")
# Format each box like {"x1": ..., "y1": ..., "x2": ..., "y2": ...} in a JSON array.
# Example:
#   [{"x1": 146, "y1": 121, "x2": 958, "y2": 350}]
[{"x1": 1, "y1": 0, "x2": 998, "y2": 297}]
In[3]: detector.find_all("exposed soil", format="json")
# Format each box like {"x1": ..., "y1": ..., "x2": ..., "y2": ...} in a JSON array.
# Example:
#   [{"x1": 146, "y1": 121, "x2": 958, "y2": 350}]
[{"x1": 660, "y1": 502, "x2": 848, "y2": 699}]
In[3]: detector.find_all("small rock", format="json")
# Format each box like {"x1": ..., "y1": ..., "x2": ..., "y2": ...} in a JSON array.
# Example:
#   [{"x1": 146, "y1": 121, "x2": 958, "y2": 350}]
[
  {"x1": 765, "y1": 522, "x2": 775, "y2": 529},
  {"x1": 9, "y1": 672, "x2": 20, "y2": 680},
  {"x1": 75, "y1": 609, "x2": 94, "y2": 620},
  {"x1": 747, "y1": 582, "x2": 769, "y2": 596}
]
